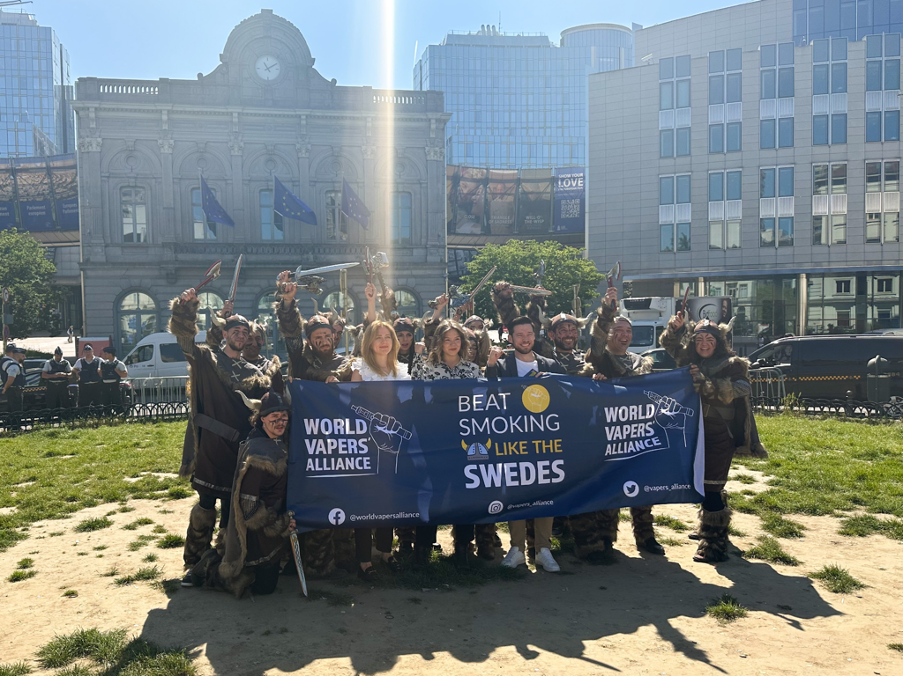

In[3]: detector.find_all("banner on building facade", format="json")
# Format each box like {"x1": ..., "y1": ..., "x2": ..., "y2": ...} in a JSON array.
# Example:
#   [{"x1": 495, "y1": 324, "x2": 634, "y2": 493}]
[
  {"x1": 553, "y1": 166, "x2": 585, "y2": 233},
  {"x1": 487, "y1": 169, "x2": 518, "y2": 235},
  {"x1": 0, "y1": 155, "x2": 79, "y2": 233},
  {"x1": 518, "y1": 168, "x2": 553, "y2": 234},
  {"x1": 0, "y1": 166, "x2": 17, "y2": 229},
  {"x1": 15, "y1": 163, "x2": 54, "y2": 231},
  {"x1": 452, "y1": 166, "x2": 488, "y2": 235},
  {"x1": 49, "y1": 155, "x2": 79, "y2": 231},
  {"x1": 287, "y1": 370, "x2": 705, "y2": 532}
]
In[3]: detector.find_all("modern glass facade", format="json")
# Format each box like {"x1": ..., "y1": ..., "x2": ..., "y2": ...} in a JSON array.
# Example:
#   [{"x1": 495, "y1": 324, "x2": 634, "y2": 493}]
[
  {"x1": 793, "y1": 0, "x2": 903, "y2": 45},
  {"x1": 414, "y1": 24, "x2": 633, "y2": 169},
  {"x1": 0, "y1": 10, "x2": 73, "y2": 158}
]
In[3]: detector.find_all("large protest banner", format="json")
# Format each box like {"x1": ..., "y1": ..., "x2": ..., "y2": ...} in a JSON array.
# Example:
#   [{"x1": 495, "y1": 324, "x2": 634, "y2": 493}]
[
  {"x1": 487, "y1": 169, "x2": 517, "y2": 235},
  {"x1": 518, "y1": 168, "x2": 553, "y2": 234},
  {"x1": 287, "y1": 370, "x2": 704, "y2": 532}
]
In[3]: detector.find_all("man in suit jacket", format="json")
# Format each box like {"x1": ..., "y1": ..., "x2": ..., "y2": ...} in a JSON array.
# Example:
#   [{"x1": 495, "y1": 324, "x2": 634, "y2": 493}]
[{"x1": 485, "y1": 316, "x2": 564, "y2": 574}]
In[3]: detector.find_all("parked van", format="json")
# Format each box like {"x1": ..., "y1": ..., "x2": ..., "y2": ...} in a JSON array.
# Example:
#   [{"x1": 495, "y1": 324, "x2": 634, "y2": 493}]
[
  {"x1": 122, "y1": 331, "x2": 207, "y2": 379},
  {"x1": 748, "y1": 334, "x2": 903, "y2": 401}
]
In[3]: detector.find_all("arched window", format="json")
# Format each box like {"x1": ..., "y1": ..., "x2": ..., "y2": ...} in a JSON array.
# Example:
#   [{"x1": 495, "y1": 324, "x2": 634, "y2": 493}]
[
  {"x1": 321, "y1": 291, "x2": 356, "y2": 325},
  {"x1": 118, "y1": 292, "x2": 157, "y2": 351},
  {"x1": 256, "y1": 292, "x2": 285, "y2": 357},
  {"x1": 196, "y1": 292, "x2": 224, "y2": 332},
  {"x1": 394, "y1": 289, "x2": 420, "y2": 318}
]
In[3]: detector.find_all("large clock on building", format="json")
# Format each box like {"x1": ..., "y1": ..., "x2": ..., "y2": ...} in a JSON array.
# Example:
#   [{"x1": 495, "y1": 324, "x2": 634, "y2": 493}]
[{"x1": 255, "y1": 55, "x2": 281, "y2": 81}]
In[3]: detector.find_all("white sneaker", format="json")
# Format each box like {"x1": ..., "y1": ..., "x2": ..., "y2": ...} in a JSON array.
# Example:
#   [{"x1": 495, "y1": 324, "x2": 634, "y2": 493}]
[
  {"x1": 501, "y1": 546, "x2": 526, "y2": 568},
  {"x1": 536, "y1": 547, "x2": 560, "y2": 572}
]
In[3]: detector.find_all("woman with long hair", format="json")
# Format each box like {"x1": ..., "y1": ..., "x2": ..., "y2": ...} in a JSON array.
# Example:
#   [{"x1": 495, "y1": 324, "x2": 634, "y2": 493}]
[
  {"x1": 411, "y1": 320, "x2": 486, "y2": 567},
  {"x1": 659, "y1": 315, "x2": 764, "y2": 564},
  {"x1": 350, "y1": 319, "x2": 410, "y2": 580}
]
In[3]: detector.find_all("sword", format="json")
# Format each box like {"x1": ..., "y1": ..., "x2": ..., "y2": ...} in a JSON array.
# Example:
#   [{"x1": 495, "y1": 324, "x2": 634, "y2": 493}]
[
  {"x1": 228, "y1": 254, "x2": 244, "y2": 303},
  {"x1": 605, "y1": 261, "x2": 622, "y2": 310},
  {"x1": 507, "y1": 284, "x2": 553, "y2": 297},
  {"x1": 194, "y1": 260, "x2": 222, "y2": 292},
  {"x1": 287, "y1": 511, "x2": 308, "y2": 598},
  {"x1": 289, "y1": 262, "x2": 359, "y2": 281},
  {"x1": 449, "y1": 265, "x2": 497, "y2": 310},
  {"x1": 679, "y1": 286, "x2": 691, "y2": 319},
  {"x1": 363, "y1": 246, "x2": 374, "y2": 285}
]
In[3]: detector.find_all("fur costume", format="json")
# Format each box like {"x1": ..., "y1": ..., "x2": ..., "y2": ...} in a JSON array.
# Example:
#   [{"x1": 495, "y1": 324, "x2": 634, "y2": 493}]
[
  {"x1": 469, "y1": 326, "x2": 491, "y2": 368},
  {"x1": 193, "y1": 430, "x2": 293, "y2": 598},
  {"x1": 275, "y1": 297, "x2": 353, "y2": 382},
  {"x1": 170, "y1": 297, "x2": 270, "y2": 494},
  {"x1": 693, "y1": 507, "x2": 732, "y2": 563},
  {"x1": 183, "y1": 503, "x2": 217, "y2": 568},
  {"x1": 491, "y1": 281, "x2": 555, "y2": 358},
  {"x1": 581, "y1": 301, "x2": 654, "y2": 379}
]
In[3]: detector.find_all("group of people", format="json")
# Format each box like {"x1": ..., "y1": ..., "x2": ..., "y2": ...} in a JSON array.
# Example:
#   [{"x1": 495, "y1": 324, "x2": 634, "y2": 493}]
[
  {"x1": 0, "y1": 342, "x2": 128, "y2": 416},
  {"x1": 174, "y1": 269, "x2": 766, "y2": 600}
]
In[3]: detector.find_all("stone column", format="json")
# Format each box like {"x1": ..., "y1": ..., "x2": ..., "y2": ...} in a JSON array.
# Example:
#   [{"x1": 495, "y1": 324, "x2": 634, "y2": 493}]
[
  {"x1": 229, "y1": 136, "x2": 245, "y2": 243},
  {"x1": 296, "y1": 136, "x2": 311, "y2": 243},
  {"x1": 362, "y1": 144, "x2": 377, "y2": 245},
  {"x1": 425, "y1": 145, "x2": 445, "y2": 254}
]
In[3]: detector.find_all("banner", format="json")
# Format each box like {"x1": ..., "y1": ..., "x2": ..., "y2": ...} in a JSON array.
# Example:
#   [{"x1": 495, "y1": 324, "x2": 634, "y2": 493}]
[
  {"x1": 0, "y1": 165, "x2": 17, "y2": 230},
  {"x1": 49, "y1": 155, "x2": 79, "y2": 231},
  {"x1": 554, "y1": 167, "x2": 585, "y2": 233},
  {"x1": 518, "y1": 168, "x2": 553, "y2": 234},
  {"x1": 487, "y1": 169, "x2": 517, "y2": 235},
  {"x1": 452, "y1": 167, "x2": 487, "y2": 235},
  {"x1": 15, "y1": 163, "x2": 54, "y2": 231},
  {"x1": 287, "y1": 370, "x2": 704, "y2": 532}
]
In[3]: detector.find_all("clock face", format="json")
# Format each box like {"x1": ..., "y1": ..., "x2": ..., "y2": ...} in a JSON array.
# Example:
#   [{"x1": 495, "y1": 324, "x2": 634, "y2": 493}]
[{"x1": 255, "y1": 55, "x2": 281, "y2": 81}]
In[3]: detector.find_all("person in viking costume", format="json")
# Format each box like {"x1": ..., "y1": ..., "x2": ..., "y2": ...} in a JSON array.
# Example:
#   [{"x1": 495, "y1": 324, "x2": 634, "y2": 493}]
[
  {"x1": 660, "y1": 313, "x2": 767, "y2": 563},
  {"x1": 461, "y1": 315, "x2": 492, "y2": 369},
  {"x1": 171, "y1": 288, "x2": 271, "y2": 586},
  {"x1": 491, "y1": 281, "x2": 555, "y2": 359},
  {"x1": 190, "y1": 388, "x2": 295, "y2": 597},
  {"x1": 240, "y1": 319, "x2": 277, "y2": 374},
  {"x1": 572, "y1": 287, "x2": 665, "y2": 559}
]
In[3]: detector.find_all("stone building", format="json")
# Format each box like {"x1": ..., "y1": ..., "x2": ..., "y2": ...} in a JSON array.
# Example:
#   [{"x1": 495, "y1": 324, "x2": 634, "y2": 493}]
[{"x1": 73, "y1": 10, "x2": 449, "y2": 354}]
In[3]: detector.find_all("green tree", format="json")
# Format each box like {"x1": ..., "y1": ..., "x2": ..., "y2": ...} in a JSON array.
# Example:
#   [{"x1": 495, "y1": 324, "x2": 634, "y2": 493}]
[
  {"x1": 460, "y1": 240, "x2": 606, "y2": 322},
  {"x1": 0, "y1": 228, "x2": 61, "y2": 338}
]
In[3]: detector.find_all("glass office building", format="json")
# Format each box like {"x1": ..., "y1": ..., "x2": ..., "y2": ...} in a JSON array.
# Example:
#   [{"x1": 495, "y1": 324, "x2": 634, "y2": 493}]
[
  {"x1": 0, "y1": 10, "x2": 74, "y2": 158},
  {"x1": 414, "y1": 23, "x2": 634, "y2": 169},
  {"x1": 793, "y1": 0, "x2": 903, "y2": 44}
]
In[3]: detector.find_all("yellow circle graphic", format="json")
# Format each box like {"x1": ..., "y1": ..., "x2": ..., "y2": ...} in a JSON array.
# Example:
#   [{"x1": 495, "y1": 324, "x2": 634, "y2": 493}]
[{"x1": 522, "y1": 384, "x2": 550, "y2": 413}]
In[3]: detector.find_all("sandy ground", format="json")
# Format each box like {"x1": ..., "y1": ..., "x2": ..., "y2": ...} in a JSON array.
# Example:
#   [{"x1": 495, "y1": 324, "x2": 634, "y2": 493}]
[{"x1": 1, "y1": 472, "x2": 901, "y2": 675}]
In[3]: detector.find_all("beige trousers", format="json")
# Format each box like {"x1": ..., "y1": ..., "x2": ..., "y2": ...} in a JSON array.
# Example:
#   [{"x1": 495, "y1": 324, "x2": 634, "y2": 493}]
[{"x1": 509, "y1": 517, "x2": 552, "y2": 552}]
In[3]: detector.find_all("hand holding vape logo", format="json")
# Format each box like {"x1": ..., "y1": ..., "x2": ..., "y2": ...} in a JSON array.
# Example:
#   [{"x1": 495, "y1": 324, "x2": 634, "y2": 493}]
[
  {"x1": 351, "y1": 405, "x2": 412, "y2": 473},
  {"x1": 645, "y1": 391, "x2": 694, "y2": 445}
]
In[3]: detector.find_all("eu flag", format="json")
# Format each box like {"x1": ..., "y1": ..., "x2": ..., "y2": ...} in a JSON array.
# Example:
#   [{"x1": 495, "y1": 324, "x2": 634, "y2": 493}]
[
  {"x1": 340, "y1": 178, "x2": 370, "y2": 229},
  {"x1": 274, "y1": 176, "x2": 317, "y2": 225},
  {"x1": 200, "y1": 176, "x2": 235, "y2": 227}
]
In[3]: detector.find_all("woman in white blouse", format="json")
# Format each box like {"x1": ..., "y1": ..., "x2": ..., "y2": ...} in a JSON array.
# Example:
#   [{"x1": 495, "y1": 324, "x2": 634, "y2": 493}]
[
  {"x1": 411, "y1": 320, "x2": 486, "y2": 567},
  {"x1": 350, "y1": 319, "x2": 410, "y2": 580}
]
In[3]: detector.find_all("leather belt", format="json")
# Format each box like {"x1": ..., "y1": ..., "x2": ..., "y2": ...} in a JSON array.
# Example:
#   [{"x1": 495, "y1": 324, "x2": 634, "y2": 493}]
[{"x1": 194, "y1": 413, "x2": 241, "y2": 443}]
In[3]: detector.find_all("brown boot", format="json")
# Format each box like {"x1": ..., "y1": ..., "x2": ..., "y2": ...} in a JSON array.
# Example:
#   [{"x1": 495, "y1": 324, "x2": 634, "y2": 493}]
[
  {"x1": 183, "y1": 503, "x2": 217, "y2": 568},
  {"x1": 693, "y1": 508, "x2": 732, "y2": 564}
]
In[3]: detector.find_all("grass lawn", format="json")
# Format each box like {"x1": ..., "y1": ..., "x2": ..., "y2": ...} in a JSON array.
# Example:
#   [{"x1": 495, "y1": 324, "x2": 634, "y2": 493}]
[
  {"x1": 0, "y1": 423, "x2": 189, "y2": 552},
  {"x1": 0, "y1": 416, "x2": 901, "y2": 554},
  {"x1": 730, "y1": 416, "x2": 902, "y2": 538}
]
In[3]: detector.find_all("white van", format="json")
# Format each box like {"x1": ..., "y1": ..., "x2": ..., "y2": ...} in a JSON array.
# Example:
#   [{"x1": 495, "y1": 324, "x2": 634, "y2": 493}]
[{"x1": 122, "y1": 331, "x2": 207, "y2": 379}]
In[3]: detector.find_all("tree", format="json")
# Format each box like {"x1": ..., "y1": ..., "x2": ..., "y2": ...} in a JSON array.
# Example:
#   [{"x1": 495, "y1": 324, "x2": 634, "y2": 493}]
[
  {"x1": 0, "y1": 228, "x2": 62, "y2": 338},
  {"x1": 459, "y1": 240, "x2": 606, "y2": 322}
]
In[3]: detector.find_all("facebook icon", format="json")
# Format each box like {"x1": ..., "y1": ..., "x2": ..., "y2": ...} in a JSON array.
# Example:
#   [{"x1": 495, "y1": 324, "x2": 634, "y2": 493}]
[{"x1": 328, "y1": 508, "x2": 346, "y2": 526}]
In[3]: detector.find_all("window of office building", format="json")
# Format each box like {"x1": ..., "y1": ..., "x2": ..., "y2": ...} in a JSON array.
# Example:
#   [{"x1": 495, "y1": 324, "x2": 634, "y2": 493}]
[
  {"x1": 710, "y1": 49, "x2": 742, "y2": 154},
  {"x1": 761, "y1": 43, "x2": 795, "y2": 149},
  {"x1": 659, "y1": 174, "x2": 691, "y2": 252},
  {"x1": 325, "y1": 190, "x2": 348, "y2": 241},
  {"x1": 120, "y1": 187, "x2": 147, "y2": 243},
  {"x1": 259, "y1": 190, "x2": 285, "y2": 242},
  {"x1": 709, "y1": 170, "x2": 742, "y2": 250},
  {"x1": 191, "y1": 187, "x2": 217, "y2": 241},
  {"x1": 813, "y1": 37, "x2": 848, "y2": 146},
  {"x1": 760, "y1": 166, "x2": 794, "y2": 247},
  {"x1": 866, "y1": 33, "x2": 902, "y2": 142},
  {"x1": 812, "y1": 163, "x2": 848, "y2": 245},
  {"x1": 865, "y1": 160, "x2": 901, "y2": 243},
  {"x1": 659, "y1": 55, "x2": 691, "y2": 158}
]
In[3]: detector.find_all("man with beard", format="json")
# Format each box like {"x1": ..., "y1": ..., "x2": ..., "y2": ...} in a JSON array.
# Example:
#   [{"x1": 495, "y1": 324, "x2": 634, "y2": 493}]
[
  {"x1": 491, "y1": 281, "x2": 555, "y2": 359},
  {"x1": 572, "y1": 287, "x2": 665, "y2": 559},
  {"x1": 41, "y1": 346, "x2": 73, "y2": 411},
  {"x1": 170, "y1": 288, "x2": 271, "y2": 586},
  {"x1": 274, "y1": 270, "x2": 355, "y2": 577},
  {"x1": 547, "y1": 313, "x2": 586, "y2": 375},
  {"x1": 241, "y1": 320, "x2": 281, "y2": 377},
  {"x1": 486, "y1": 316, "x2": 564, "y2": 573}
]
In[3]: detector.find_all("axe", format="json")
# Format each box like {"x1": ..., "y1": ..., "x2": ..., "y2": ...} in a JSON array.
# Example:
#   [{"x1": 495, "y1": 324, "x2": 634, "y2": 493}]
[
  {"x1": 194, "y1": 260, "x2": 222, "y2": 292},
  {"x1": 605, "y1": 261, "x2": 622, "y2": 310},
  {"x1": 679, "y1": 286, "x2": 691, "y2": 319}
]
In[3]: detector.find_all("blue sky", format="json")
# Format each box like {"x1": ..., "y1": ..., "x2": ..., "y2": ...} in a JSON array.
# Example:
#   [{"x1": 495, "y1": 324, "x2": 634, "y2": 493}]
[{"x1": 24, "y1": 0, "x2": 746, "y2": 89}]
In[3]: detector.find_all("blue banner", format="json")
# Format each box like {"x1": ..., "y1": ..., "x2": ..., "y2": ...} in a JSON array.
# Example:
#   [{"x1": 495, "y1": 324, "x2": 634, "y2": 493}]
[
  {"x1": 553, "y1": 167, "x2": 585, "y2": 233},
  {"x1": 56, "y1": 197, "x2": 79, "y2": 231},
  {"x1": 0, "y1": 201, "x2": 17, "y2": 229},
  {"x1": 287, "y1": 370, "x2": 704, "y2": 532},
  {"x1": 20, "y1": 199, "x2": 54, "y2": 230}
]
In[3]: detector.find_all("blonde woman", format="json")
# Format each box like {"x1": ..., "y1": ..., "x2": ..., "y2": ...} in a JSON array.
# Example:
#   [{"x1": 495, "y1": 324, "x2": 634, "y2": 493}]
[
  {"x1": 411, "y1": 320, "x2": 485, "y2": 567},
  {"x1": 350, "y1": 320, "x2": 410, "y2": 580}
]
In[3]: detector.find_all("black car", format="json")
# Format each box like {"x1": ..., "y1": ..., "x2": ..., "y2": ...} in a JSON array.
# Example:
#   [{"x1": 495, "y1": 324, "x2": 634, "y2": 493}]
[
  {"x1": 640, "y1": 348, "x2": 677, "y2": 373},
  {"x1": 748, "y1": 334, "x2": 903, "y2": 401}
]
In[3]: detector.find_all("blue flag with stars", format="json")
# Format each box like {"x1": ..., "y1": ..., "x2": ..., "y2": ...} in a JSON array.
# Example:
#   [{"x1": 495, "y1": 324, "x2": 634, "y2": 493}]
[
  {"x1": 341, "y1": 178, "x2": 370, "y2": 229},
  {"x1": 274, "y1": 176, "x2": 317, "y2": 225},
  {"x1": 200, "y1": 176, "x2": 234, "y2": 227}
]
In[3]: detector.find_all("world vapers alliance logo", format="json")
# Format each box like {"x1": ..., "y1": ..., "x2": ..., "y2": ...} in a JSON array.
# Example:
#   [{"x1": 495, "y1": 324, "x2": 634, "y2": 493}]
[
  {"x1": 623, "y1": 481, "x2": 640, "y2": 498},
  {"x1": 488, "y1": 501, "x2": 504, "y2": 515},
  {"x1": 328, "y1": 508, "x2": 346, "y2": 526},
  {"x1": 462, "y1": 438, "x2": 491, "y2": 460}
]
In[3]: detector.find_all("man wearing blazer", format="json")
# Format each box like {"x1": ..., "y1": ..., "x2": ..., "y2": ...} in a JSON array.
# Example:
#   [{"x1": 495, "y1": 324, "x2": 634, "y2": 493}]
[{"x1": 485, "y1": 316, "x2": 565, "y2": 574}]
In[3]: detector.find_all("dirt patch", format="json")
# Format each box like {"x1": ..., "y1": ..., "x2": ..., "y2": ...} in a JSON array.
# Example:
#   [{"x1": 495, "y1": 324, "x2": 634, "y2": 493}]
[{"x1": 0, "y1": 499, "x2": 900, "y2": 675}]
